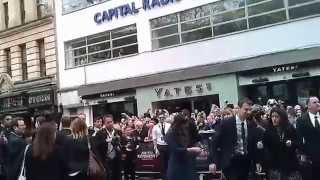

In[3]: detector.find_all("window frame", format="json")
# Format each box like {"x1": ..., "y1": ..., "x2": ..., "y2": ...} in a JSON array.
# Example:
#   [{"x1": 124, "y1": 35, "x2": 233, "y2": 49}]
[
  {"x1": 64, "y1": 24, "x2": 138, "y2": 69},
  {"x1": 62, "y1": 0, "x2": 110, "y2": 15},
  {"x1": 150, "y1": 0, "x2": 320, "y2": 50}
]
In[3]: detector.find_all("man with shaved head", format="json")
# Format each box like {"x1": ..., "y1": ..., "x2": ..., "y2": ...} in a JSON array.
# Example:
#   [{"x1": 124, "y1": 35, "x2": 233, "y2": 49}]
[{"x1": 296, "y1": 96, "x2": 320, "y2": 180}]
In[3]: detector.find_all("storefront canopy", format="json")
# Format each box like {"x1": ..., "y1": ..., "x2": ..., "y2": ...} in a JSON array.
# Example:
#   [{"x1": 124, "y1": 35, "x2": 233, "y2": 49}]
[{"x1": 78, "y1": 46, "x2": 320, "y2": 97}]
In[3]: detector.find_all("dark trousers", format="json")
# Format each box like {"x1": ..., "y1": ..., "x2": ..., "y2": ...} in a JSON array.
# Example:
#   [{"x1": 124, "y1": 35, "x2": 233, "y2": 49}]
[
  {"x1": 157, "y1": 145, "x2": 169, "y2": 180},
  {"x1": 105, "y1": 156, "x2": 121, "y2": 180},
  {"x1": 311, "y1": 163, "x2": 320, "y2": 180},
  {"x1": 123, "y1": 151, "x2": 136, "y2": 180},
  {"x1": 223, "y1": 155, "x2": 250, "y2": 180}
]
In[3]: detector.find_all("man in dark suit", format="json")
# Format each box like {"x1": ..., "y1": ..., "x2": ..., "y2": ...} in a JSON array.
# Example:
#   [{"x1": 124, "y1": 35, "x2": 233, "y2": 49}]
[
  {"x1": 296, "y1": 96, "x2": 320, "y2": 180},
  {"x1": 209, "y1": 98, "x2": 261, "y2": 180},
  {"x1": 7, "y1": 117, "x2": 27, "y2": 180},
  {"x1": 93, "y1": 114, "x2": 122, "y2": 180}
]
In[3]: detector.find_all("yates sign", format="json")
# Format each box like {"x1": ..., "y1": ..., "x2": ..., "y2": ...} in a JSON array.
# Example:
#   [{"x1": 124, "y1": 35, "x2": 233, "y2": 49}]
[{"x1": 94, "y1": 0, "x2": 180, "y2": 24}]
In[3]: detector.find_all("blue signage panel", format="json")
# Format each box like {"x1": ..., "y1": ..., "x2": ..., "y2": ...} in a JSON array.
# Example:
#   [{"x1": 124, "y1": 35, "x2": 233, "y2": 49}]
[{"x1": 94, "y1": 0, "x2": 180, "y2": 24}]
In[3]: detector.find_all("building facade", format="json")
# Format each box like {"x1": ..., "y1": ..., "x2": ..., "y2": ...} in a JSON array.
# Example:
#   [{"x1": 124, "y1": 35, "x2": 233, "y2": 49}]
[
  {"x1": 55, "y1": 0, "x2": 320, "y2": 124},
  {"x1": 0, "y1": 0, "x2": 57, "y2": 125}
]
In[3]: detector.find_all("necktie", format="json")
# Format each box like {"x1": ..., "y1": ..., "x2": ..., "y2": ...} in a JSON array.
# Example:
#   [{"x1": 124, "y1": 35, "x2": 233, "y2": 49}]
[
  {"x1": 241, "y1": 122, "x2": 247, "y2": 154},
  {"x1": 161, "y1": 123, "x2": 165, "y2": 136},
  {"x1": 315, "y1": 116, "x2": 320, "y2": 129}
]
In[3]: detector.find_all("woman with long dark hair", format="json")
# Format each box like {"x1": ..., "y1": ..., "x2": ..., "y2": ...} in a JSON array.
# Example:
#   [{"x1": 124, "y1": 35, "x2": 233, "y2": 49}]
[
  {"x1": 263, "y1": 107, "x2": 300, "y2": 180},
  {"x1": 165, "y1": 114, "x2": 202, "y2": 180},
  {"x1": 25, "y1": 121, "x2": 67, "y2": 180}
]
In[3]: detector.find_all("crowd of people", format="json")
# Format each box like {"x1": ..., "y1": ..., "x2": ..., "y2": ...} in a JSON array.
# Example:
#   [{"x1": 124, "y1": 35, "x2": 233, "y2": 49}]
[{"x1": 0, "y1": 96, "x2": 319, "y2": 180}]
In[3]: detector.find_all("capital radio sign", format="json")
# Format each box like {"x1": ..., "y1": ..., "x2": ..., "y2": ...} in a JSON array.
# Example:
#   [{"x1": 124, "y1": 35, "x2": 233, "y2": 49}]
[{"x1": 94, "y1": 0, "x2": 180, "y2": 24}]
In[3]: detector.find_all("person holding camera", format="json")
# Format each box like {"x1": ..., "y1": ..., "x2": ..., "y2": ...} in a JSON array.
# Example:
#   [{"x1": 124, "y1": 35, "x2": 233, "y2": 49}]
[{"x1": 93, "y1": 114, "x2": 122, "y2": 180}]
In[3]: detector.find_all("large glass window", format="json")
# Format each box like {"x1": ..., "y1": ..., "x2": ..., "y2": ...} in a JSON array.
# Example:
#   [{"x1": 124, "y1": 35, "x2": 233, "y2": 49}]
[
  {"x1": 63, "y1": 0, "x2": 109, "y2": 14},
  {"x1": 289, "y1": 1, "x2": 320, "y2": 19},
  {"x1": 151, "y1": 0, "x2": 320, "y2": 49},
  {"x1": 65, "y1": 24, "x2": 138, "y2": 68}
]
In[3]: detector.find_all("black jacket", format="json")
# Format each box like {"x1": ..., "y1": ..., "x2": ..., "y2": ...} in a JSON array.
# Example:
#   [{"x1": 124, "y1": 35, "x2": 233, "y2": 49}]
[
  {"x1": 55, "y1": 129, "x2": 72, "y2": 147},
  {"x1": 210, "y1": 117, "x2": 261, "y2": 170},
  {"x1": 263, "y1": 124, "x2": 299, "y2": 172},
  {"x1": 0, "y1": 128, "x2": 8, "y2": 176},
  {"x1": 296, "y1": 112, "x2": 320, "y2": 163},
  {"x1": 92, "y1": 128, "x2": 122, "y2": 164},
  {"x1": 65, "y1": 136, "x2": 89, "y2": 174},
  {"x1": 25, "y1": 146, "x2": 67, "y2": 180},
  {"x1": 187, "y1": 118, "x2": 201, "y2": 146},
  {"x1": 6, "y1": 132, "x2": 27, "y2": 180}
]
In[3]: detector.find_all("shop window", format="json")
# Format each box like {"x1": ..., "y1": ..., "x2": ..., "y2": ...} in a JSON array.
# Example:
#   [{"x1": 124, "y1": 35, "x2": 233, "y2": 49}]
[
  {"x1": 272, "y1": 84, "x2": 288, "y2": 101},
  {"x1": 296, "y1": 81, "x2": 315, "y2": 106},
  {"x1": 64, "y1": 24, "x2": 138, "y2": 68},
  {"x1": 250, "y1": 85, "x2": 268, "y2": 104}
]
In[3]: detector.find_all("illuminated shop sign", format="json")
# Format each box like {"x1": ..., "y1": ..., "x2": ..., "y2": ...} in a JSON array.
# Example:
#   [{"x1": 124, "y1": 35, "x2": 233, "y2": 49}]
[{"x1": 94, "y1": 0, "x2": 180, "y2": 24}]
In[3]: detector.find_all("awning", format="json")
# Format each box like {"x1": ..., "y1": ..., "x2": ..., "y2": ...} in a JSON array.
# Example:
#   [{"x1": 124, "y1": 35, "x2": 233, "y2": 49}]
[{"x1": 78, "y1": 46, "x2": 320, "y2": 97}]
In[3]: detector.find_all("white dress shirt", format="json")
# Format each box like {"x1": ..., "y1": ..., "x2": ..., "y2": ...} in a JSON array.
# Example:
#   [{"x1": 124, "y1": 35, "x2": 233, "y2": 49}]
[
  {"x1": 308, "y1": 112, "x2": 320, "y2": 128},
  {"x1": 152, "y1": 122, "x2": 171, "y2": 145},
  {"x1": 235, "y1": 115, "x2": 248, "y2": 155}
]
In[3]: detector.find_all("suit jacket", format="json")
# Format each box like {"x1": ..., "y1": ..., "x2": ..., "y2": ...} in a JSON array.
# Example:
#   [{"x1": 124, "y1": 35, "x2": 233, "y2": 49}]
[
  {"x1": 56, "y1": 128, "x2": 72, "y2": 147},
  {"x1": 210, "y1": 117, "x2": 260, "y2": 170},
  {"x1": 296, "y1": 112, "x2": 320, "y2": 163},
  {"x1": 65, "y1": 136, "x2": 89, "y2": 174},
  {"x1": 7, "y1": 132, "x2": 27, "y2": 180},
  {"x1": 92, "y1": 128, "x2": 122, "y2": 164}
]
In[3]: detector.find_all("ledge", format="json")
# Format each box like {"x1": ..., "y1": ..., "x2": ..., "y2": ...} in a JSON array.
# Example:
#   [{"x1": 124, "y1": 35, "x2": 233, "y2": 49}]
[{"x1": 0, "y1": 16, "x2": 54, "y2": 39}]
